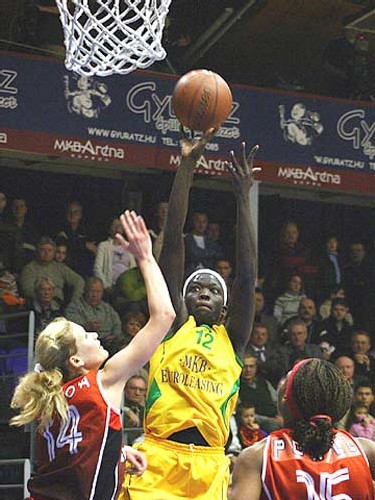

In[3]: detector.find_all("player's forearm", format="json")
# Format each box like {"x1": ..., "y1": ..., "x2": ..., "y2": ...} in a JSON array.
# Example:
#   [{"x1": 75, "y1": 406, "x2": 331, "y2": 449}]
[
  {"x1": 104, "y1": 258, "x2": 175, "y2": 384},
  {"x1": 229, "y1": 195, "x2": 257, "y2": 350},
  {"x1": 159, "y1": 158, "x2": 195, "y2": 292},
  {"x1": 162, "y1": 160, "x2": 195, "y2": 249},
  {"x1": 235, "y1": 195, "x2": 257, "y2": 288},
  {"x1": 123, "y1": 258, "x2": 175, "y2": 370}
]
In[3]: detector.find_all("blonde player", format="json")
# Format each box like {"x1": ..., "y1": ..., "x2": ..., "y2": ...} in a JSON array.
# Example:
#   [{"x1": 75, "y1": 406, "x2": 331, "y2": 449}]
[{"x1": 10, "y1": 210, "x2": 175, "y2": 500}]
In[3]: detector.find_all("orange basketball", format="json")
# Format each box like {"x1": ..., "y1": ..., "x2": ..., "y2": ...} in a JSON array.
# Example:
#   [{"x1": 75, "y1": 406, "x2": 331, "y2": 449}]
[{"x1": 172, "y1": 69, "x2": 233, "y2": 131}]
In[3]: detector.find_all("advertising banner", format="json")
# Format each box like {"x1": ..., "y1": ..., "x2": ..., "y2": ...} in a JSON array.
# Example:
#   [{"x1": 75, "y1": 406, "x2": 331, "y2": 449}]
[{"x1": 1, "y1": 51, "x2": 375, "y2": 194}]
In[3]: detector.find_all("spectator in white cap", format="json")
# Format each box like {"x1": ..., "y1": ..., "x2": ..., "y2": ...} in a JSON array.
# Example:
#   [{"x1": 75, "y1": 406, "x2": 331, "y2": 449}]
[{"x1": 20, "y1": 236, "x2": 84, "y2": 305}]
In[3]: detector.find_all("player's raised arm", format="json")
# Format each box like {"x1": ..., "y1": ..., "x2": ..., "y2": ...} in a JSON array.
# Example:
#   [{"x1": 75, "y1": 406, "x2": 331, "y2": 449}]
[
  {"x1": 226, "y1": 142, "x2": 260, "y2": 354},
  {"x1": 158, "y1": 128, "x2": 216, "y2": 325},
  {"x1": 10, "y1": 210, "x2": 170, "y2": 498},
  {"x1": 101, "y1": 210, "x2": 175, "y2": 403}
]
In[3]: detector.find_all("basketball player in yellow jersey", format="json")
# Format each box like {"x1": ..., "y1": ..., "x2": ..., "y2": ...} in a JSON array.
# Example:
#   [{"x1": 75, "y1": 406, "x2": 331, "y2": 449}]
[{"x1": 120, "y1": 130, "x2": 260, "y2": 500}]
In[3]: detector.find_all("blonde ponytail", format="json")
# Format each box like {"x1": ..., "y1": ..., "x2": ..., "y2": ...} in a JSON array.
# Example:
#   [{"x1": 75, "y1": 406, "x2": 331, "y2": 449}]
[
  {"x1": 10, "y1": 318, "x2": 78, "y2": 431},
  {"x1": 11, "y1": 369, "x2": 68, "y2": 430}
]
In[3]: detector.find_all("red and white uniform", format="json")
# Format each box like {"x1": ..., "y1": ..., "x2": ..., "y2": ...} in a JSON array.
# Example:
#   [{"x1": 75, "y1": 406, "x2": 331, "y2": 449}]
[
  {"x1": 29, "y1": 370, "x2": 123, "y2": 500},
  {"x1": 261, "y1": 428, "x2": 374, "y2": 500}
]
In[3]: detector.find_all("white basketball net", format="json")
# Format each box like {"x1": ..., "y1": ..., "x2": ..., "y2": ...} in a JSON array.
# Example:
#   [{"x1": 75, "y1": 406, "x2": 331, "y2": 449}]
[{"x1": 55, "y1": 0, "x2": 172, "y2": 76}]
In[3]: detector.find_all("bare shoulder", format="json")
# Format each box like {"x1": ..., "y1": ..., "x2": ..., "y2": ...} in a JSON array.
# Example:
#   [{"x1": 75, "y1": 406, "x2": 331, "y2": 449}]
[
  {"x1": 236, "y1": 439, "x2": 266, "y2": 467},
  {"x1": 357, "y1": 437, "x2": 375, "y2": 457},
  {"x1": 230, "y1": 439, "x2": 266, "y2": 500},
  {"x1": 357, "y1": 437, "x2": 375, "y2": 476}
]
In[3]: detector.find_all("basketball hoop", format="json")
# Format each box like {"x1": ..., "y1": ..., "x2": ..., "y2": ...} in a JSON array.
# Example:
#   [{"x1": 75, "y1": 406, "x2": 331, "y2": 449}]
[{"x1": 55, "y1": 0, "x2": 172, "y2": 76}]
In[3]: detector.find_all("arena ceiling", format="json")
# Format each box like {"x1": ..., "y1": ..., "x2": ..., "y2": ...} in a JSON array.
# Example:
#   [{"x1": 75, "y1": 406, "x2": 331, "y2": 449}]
[
  {"x1": 0, "y1": 0, "x2": 373, "y2": 96},
  {"x1": 165, "y1": 0, "x2": 375, "y2": 98}
]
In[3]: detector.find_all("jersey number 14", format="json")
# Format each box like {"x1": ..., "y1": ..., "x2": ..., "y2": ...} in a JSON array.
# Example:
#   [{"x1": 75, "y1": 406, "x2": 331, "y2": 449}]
[{"x1": 43, "y1": 405, "x2": 83, "y2": 461}]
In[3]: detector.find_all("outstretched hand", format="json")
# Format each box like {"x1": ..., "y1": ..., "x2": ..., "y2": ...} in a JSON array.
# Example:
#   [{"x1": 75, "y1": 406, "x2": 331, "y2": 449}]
[
  {"x1": 115, "y1": 210, "x2": 152, "y2": 261},
  {"x1": 226, "y1": 142, "x2": 261, "y2": 194},
  {"x1": 180, "y1": 126, "x2": 217, "y2": 163}
]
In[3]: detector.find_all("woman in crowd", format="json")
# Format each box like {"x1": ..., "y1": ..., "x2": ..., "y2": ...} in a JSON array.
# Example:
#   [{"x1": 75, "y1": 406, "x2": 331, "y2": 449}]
[
  {"x1": 31, "y1": 276, "x2": 62, "y2": 335},
  {"x1": 121, "y1": 310, "x2": 147, "y2": 347},
  {"x1": 273, "y1": 272, "x2": 306, "y2": 326}
]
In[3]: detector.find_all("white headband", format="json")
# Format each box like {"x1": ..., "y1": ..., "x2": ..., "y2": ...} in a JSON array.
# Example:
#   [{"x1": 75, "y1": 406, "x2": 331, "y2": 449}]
[{"x1": 182, "y1": 268, "x2": 228, "y2": 306}]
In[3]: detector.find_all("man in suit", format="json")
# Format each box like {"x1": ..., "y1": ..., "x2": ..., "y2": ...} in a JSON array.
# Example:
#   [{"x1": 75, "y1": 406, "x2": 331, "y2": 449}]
[
  {"x1": 239, "y1": 354, "x2": 284, "y2": 433},
  {"x1": 350, "y1": 330, "x2": 375, "y2": 386},
  {"x1": 283, "y1": 318, "x2": 322, "y2": 370},
  {"x1": 343, "y1": 241, "x2": 372, "y2": 328},
  {"x1": 335, "y1": 355, "x2": 361, "y2": 392},
  {"x1": 318, "y1": 297, "x2": 353, "y2": 355},
  {"x1": 247, "y1": 323, "x2": 288, "y2": 388},
  {"x1": 247, "y1": 323, "x2": 269, "y2": 363},
  {"x1": 184, "y1": 211, "x2": 223, "y2": 278}
]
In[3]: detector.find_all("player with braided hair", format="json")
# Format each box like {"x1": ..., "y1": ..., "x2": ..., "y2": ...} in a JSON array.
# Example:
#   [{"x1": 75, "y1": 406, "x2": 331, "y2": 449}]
[
  {"x1": 230, "y1": 358, "x2": 375, "y2": 499},
  {"x1": 290, "y1": 358, "x2": 352, "y2": 461}
]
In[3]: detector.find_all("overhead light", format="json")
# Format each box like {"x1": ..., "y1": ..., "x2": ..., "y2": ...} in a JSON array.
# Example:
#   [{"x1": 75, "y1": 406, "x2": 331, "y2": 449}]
[
  {"x1": 183, "y1": 0, "x2": 258, "y2": 66},
  {"x1": 346, "y1": 8, "x2": 375, "y2": 35}
]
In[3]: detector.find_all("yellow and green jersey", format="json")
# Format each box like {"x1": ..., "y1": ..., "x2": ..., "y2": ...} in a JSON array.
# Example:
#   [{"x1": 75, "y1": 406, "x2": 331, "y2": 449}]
[{"x1": 144, "y1": 316, "x2": 243, "y2": 447}]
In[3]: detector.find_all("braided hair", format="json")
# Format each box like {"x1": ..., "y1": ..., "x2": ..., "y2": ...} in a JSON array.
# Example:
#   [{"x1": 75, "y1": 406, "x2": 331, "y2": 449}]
[{"x1": 288, "y1": 358, "x2": 352, "y2": 460}]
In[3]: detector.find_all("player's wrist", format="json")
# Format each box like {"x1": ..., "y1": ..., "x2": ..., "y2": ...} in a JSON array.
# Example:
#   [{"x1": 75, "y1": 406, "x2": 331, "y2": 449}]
[
  {"x1": 180, "y1": 156, "x2": 198, "y2": 169},
  {"x1": 137, "y1": 255, "x2": 156, "y2": 269}
]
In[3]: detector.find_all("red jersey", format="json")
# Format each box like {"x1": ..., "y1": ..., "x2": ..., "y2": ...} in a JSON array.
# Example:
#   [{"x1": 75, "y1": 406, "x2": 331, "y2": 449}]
[
  {"x1": 261, "y1": 428, "x2": 374, "y2": 500},
  {"x1": 29, "y1": 370, "x2": 123, "y2": 500}
]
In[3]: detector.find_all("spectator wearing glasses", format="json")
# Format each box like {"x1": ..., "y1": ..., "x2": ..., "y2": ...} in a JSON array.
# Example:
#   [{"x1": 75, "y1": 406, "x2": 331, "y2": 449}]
[{"x1": 123, "y1": 375, "x2": 147, "y2": 445}]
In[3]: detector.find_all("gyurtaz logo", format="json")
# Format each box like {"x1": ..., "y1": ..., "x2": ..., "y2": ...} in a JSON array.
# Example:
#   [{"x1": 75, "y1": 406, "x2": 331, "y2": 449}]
[
  {"x1": 0, "y1": 69, "x2": 18, "y2": 109},
  {"x1": 64, "y1": 75, "x2": 111, "y2": 118},
  {"x1": 337, "y1": 109, "x2": 375, "y2": 160},
  {"x1": 126, "y1": 81, "x2": 240, "y2": 138},
  {"x1": 279, "y1": 103, "x2": 324, "y2": 146}
]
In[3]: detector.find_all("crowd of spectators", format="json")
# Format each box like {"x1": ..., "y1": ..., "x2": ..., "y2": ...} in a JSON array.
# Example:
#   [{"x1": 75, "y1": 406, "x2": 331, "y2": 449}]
[
  {"x1": 230, "y1": 219, "x2": 375, "y2": 458},
  {"x1": 1, "y1": 189, "x2": 375, "y2": 450}
]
